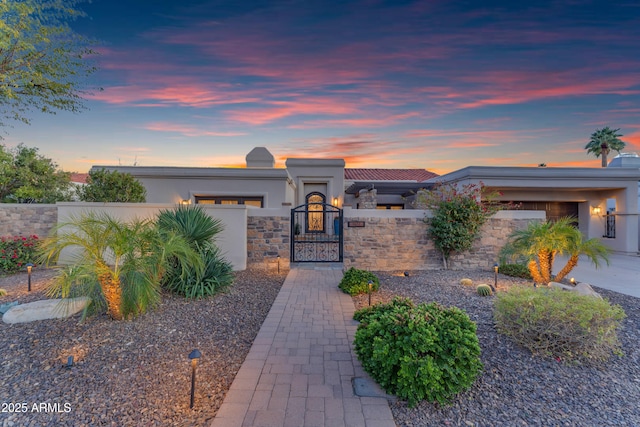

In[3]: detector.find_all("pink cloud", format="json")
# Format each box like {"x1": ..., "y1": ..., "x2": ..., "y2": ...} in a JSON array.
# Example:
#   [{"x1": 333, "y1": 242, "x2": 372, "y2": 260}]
[{"x1": 143, "y1": 122, "x2": 246, "y2": 137}]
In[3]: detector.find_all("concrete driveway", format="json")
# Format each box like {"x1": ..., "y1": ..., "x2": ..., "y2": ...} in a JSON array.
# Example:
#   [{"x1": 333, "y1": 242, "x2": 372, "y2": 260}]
[{"x1": 553, "y1": 253, "x2": 640, "y2": 298}]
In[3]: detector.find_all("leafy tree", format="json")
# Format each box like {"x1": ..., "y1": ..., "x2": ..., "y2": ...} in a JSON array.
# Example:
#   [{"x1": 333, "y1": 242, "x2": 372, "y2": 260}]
[
  {"x1": 0, "y1": 143, "x2": 72, "y2": 202},
  {"x1": 78, "y1": 168, "x2": 147, "y2": 202},
  {"x1": 585, "y1": 127, "x2": 626, "y2": 167},
  {"x1": 500, "y1": 217, "x2": 610, "y2": 285},
  {"x1": 0, "y1": 0, "x2": 98, "y2": 131},
  {"x1": 415, "y1": 182, "x2": 501, "y2": 269},
  {"x1": 38, "y1": 212, "x2": 202, "y2": 320}
]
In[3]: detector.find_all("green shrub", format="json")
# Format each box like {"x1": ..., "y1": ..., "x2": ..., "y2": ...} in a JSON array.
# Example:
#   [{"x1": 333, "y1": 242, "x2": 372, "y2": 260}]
[
  {"x1": 354, "y1": 297, "x2": 483, "y2": 407},
  {"x1": 476, "y1": 284, "x2": 492, "y2": 296},
  {"x1": 494, "y1": 286, "x2": 626, "y2": 362},
  {"x1": 163, "y1": 245, "x2": 234, "y2": 299},
  {"x1": 338, "y1": 267, "x2": 379, "y2": 296},
  {"x1": 0, "y1": 288, "x2": 6, "y2": 297},
  {"x1": 0, "y1": 235, "x2": 39, "y2": 274},
  {"x1": 499, "y1": 263, "x2": 532, "y2": 279},
  {"x1": 157, "y1": 205, "x2": 234, "y2": 298}
]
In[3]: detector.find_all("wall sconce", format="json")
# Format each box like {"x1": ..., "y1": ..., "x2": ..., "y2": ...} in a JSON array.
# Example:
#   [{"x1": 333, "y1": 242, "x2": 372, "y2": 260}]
[
  {"x1": 332, "y1": 197, "x2": 339, "y2": 206},
  {"x1": 180, "y1": 199, "x2": 191, "y2": 205},
  {"x1": 591, "y1": 206, "x2": 602, "y2": 216}
]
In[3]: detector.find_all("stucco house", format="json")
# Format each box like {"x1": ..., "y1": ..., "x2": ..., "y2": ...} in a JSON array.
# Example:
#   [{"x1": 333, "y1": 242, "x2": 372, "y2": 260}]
[{"x1": 92, "y1": 147, "x2": 640, "y2": 255}]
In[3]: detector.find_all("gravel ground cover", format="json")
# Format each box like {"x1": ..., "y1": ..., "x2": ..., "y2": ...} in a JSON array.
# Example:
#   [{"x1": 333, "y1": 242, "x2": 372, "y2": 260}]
[
  {"x1": 352, "y1": 270, "x2": 640, "y2": 427},
  {"x1": 0, "y1": 268, "x2": 286, "y2": 427}
]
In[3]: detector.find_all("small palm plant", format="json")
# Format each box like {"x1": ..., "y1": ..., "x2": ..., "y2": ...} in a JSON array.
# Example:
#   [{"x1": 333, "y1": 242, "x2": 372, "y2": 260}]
[
  {"x1": 501, "y1": 217, "x2": 609, "y2": 285},
  {"x1": 157, "y1": 205, "x2": 233, "y2": 298},
  {"x1": 38, "y1": 212, "x2": 201, "y2": 320}
]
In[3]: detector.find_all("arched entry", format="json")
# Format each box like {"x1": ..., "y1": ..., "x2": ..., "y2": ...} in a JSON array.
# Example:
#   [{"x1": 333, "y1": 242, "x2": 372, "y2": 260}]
[{"x1": 291, "y1": 200, "x2": 343, "y2": 262}]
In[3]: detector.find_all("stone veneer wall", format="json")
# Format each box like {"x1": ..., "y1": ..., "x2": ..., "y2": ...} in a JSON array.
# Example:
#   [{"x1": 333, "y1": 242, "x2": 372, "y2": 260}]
[
  {"x1": 343, "y1": 215, "x2": 535, "y2": 271},
  {"x1": 247, "y1": 215, "x2": 290, "y2": 270},
  {"x1": 343, "y1": 216, "x2": 440, "y2": 271},
  {"x1": 0, "y1": 205, "x2": 58, "y2": 237}
]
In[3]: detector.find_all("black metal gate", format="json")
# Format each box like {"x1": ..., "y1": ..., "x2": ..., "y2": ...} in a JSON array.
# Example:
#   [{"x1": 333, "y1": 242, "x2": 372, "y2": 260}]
[{"x1": 291, "y1": 202, "x2": 343, "y2": 262}]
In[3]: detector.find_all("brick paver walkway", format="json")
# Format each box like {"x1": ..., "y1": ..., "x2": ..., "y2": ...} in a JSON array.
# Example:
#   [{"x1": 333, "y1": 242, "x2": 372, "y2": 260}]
[{"x1": 210, "y1": 265, "x2": 396, "y2": 427}]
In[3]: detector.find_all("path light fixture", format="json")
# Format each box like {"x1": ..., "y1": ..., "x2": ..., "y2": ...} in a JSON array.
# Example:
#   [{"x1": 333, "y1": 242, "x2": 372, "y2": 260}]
[
  {"x1": 188, "y1": 349, "x2": 201, "y2": 409},
  {"x1": 368, "y1": 281, "x2": 373, "y2": 306},
  {"x1": 277, "y1": 255, "x2": 280, "y2": 274},
  {"x1": 493, "y1": 263, "x2": 498, "y2": 292},
  {"x1": 66, "y1": 356, "x2": 74, "y2": 368},
  {"x1": 26, "y1": 263, "x2": 34, "y2": 292},
  {"x1": 570, "y1": 277, "x2": 576, "y2": 286},
  {"x1": 403, "y1": 271, "x2": 409, "y2": 277}
]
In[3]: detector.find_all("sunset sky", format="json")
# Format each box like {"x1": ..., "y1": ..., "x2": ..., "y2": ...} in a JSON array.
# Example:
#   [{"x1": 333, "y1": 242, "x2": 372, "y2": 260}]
[{"x1": 3, "y1": 0, "x2": 640, "y2": 174}]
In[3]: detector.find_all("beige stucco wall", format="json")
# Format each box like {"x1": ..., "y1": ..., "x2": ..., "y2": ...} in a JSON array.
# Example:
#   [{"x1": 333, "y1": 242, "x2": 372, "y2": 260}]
[
  {"x1": 285, "y1": 159, "x2": 345, "y2": 207},
  {"x1": 56, "y1": 203, "x2": 248, "y2": 270},
  {"x1": 0, "y1": 204, "x2": 58, "y2": 237},
  {"x1": 91, "y1": 166, "x2": 296, "y2": 209}
]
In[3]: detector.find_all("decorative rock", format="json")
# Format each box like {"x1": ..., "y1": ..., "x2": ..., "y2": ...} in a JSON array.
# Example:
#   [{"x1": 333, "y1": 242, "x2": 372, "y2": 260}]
[
  {"x1": 549, "y1": 282, "x2": 602, "y2": 299},
  {"x1": 2, "y1": 297, "x2": 90, "y2": 324}
]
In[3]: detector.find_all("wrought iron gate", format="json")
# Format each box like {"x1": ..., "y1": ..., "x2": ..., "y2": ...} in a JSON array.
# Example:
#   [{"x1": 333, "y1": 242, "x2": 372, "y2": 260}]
[{"x1": 291, "y1": 202, "x2": 343, "y2": 262}]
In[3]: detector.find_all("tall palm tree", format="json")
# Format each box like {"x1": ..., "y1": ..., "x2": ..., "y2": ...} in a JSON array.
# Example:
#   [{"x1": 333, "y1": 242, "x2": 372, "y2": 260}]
[
  {"x1": 585, "y1": 127, "x2": 626, "y2": 167},
  {"x1": 501, "y1": 217, "x2": 609, "y2": 285},
  {"x1": 39, "y1": 212, "x2": 201, "y2": 320}
]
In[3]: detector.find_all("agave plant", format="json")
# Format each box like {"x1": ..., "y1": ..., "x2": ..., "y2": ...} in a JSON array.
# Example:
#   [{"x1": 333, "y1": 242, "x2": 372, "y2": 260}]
[
  {"x1": 501, "y1": 217, "x2": 609, "y2": 285},
  {"x1": 38, "y1": 212, "x2": 201, "y2": 320}
]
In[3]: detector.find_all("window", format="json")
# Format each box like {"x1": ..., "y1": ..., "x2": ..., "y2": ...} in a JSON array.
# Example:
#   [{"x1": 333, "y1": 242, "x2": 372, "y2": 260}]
[
  {"x1": 306, "y1": 192, "x2": 325, "y2": 233},
  {"x1": 195, "y1": 196, "x2": 263, "y2": 207}
]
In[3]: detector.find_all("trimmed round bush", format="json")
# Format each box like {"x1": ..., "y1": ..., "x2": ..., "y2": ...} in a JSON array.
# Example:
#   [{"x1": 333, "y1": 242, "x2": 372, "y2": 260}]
[
  {"x1": 354, "y1": 297, "x2": 483, "y2": 406},
  {"x1": 338, "y1": 267, "x2": 379, "y2": 296},
  {"x1": 494, "y1": 286, "x2": 626, "y2": 362}
]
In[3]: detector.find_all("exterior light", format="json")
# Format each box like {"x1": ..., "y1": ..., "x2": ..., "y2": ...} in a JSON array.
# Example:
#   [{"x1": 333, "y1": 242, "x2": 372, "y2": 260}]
[
  {"x1": 332, "y1": 197, "x2": 339, "y2": 206},
  {"x1": 66, "y1": 355, "x2": 74, "y2": 368},
  {"x1": 277, "y1": 255, "x2": 281, "y2": 274},
  {"x1": 403, "y1": 271, "x2": 409, "y2": 277},
  {"x1": 180, "y1": 199, "x2": 191, "y2": 205},
  {"x1": 188, "y1": 349, "x2": 201, "y2": 409},
  {"x1": 570, "y1": 277, "x2": 576, "y2": 286},
  {"x1": 368, "y1": 281, "x2": 373, "y2": 306},
  {"x1": 591, "y1": 206, "x2": 602, "y2": 216},
  {"x1": 26, "y1": 263, "x2": 34, "y2": 292}
]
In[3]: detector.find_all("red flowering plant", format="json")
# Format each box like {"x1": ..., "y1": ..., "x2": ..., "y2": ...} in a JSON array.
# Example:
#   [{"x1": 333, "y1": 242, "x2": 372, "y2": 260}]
[
  {"x1": 0, "y1": 235, "x2": 39, "y2": 274},
  {"x1": 413, "y1": 182, "x2": 506, "y2": 269}
]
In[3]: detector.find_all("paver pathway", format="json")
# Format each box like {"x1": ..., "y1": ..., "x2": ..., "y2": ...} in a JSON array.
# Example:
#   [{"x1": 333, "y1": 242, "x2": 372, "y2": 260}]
[{"x1": 210, "y1": 265, "x2": 396, "y2": 427}]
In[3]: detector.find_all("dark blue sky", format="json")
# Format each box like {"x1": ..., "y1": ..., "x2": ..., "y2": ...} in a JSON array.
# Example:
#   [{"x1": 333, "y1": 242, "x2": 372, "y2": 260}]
[{"x1": 6, "y1": 0, "x2": 640, "y2": 172}]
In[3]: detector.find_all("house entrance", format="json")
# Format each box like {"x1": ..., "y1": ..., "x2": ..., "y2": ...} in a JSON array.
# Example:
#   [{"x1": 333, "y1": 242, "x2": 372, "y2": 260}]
[{"x1": 291, "y1": 201, "x2": 343, "y2": 262}]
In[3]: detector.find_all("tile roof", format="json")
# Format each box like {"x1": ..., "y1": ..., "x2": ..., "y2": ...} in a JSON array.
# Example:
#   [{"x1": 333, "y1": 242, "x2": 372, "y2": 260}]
[
  {"x1": 70, "y1": 173, "x2": 89, "y2": 184},
  {"x1": 344, "y1": 168, "x2": 438, "y2": 182}
]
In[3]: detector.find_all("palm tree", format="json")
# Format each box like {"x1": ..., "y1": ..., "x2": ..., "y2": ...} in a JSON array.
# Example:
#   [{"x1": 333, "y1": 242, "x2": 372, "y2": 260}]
[
  {"x1": 38, "y1": 212, "x2": 201, "y2": 320},
  {"x1": 501, "y1": 217, "x2": 610, "y2": 285},
  {"x1": 585, "y1": 127, "x2": 626, "y2": 167}
]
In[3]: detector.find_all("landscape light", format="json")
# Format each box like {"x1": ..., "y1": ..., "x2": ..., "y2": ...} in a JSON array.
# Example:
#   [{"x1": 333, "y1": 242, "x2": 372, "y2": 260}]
[
  {"x1": 188, "y1": 349, "x2": 201, "y2": 409},
  {"x1": 368, "y1": 281, "x2": 373, "y2": 306},
  {"x1": 26, "y1": 263, "x2": 34, "y2": 292},
  {"x1": 493, "y1": 263, "x2": 499, "y2": 292}
]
